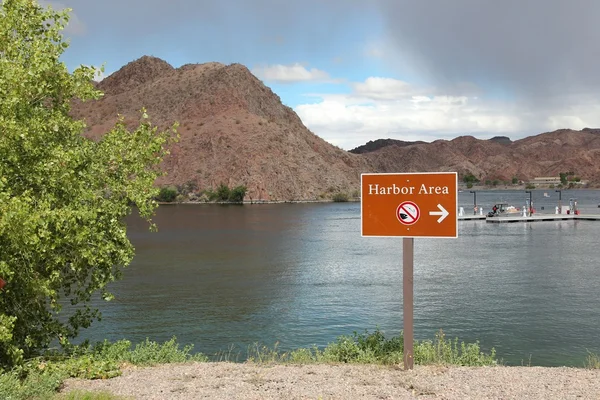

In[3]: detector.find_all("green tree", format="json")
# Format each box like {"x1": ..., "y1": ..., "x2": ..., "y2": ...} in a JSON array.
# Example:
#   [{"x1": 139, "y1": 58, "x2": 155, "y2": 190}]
[
  {"x1": 559, "y1": 172, "x2": 568, "y2": 185},
  {"x1": 0, "y1": 0, "x2": 177, "y2": 369},
  {"x1": 512, "y1": 177, "x2": 518, "y2": 185}
]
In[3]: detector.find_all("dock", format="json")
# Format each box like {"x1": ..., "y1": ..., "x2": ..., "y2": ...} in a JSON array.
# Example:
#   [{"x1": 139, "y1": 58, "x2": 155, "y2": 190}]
[
  {"x1": 459, "y1": 214, "x2": 600, "y2": 223},
  {"x1": 458, "y1": 215, "x2": 487, "y2": 221}
]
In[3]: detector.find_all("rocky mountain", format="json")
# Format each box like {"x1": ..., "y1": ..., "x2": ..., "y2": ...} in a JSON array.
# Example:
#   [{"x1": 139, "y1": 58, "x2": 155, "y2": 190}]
[
  {"x1": 72, "y1": 56, "x2": 600, "y2": 200},
  {"x1": 73, "y1": 56, "x2": 371, "y2": 200},
  {"x1": 359, "y1": 129, "x2": 600, "y2": 185}
]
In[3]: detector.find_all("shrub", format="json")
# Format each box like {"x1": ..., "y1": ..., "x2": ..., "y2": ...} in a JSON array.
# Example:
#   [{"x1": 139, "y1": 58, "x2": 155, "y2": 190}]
[
  {"x1": 156, "y1": 186, "x2": 178, "y2": 202},
  {"x1": 332, "y1": 192, "x2": 349, "y2": 202},
  {"x1": 216, "y1": 184, "x2": 230, "y2": 202},
  {"x1": 462, "y1": 174, "x2": 479, "y2": 184},
  {"x1": 203, "y1": 189, "x2": 218, "y2": 202},
  {"x1": 228, "y1": 185, "x2": 247, "y2": 203}
]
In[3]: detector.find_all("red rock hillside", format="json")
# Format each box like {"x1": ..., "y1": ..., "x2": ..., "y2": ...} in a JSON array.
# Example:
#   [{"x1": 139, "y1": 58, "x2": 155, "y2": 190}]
[{"x1": 73, "y1": 56, "x2": 372, "y2": 201}]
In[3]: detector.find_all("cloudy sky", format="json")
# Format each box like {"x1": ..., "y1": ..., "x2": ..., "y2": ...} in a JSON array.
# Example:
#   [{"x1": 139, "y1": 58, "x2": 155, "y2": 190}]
[{"x1": 45, "y1": 0, "x2": 600, "y2": 150}]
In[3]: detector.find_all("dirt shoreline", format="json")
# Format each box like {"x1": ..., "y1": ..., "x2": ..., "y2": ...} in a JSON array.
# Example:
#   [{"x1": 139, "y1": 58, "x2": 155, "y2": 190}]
[{"x1": 62, "y1": 362, "x2": 600, "y2": 399}]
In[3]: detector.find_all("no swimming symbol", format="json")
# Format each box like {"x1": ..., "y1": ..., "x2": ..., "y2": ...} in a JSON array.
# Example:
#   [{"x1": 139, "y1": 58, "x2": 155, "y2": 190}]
[{"x1": 396, "y1": 201, "x2": 420, "y2": 225}]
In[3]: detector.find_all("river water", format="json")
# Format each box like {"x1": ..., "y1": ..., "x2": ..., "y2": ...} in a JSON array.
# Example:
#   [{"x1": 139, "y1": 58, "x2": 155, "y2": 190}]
[{"x1": 81, "y1": 189, "x2": 600, "y2": 366}]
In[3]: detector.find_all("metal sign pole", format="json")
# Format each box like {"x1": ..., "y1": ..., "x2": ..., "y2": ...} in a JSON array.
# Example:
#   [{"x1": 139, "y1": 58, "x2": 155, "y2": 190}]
[{"x1": 403, "y1": 237, "x2": 414, "y2": 370}]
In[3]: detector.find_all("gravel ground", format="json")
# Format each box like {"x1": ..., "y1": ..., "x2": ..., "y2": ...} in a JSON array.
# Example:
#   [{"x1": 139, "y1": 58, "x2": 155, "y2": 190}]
[{"x1": 62, "y1": 362, "x2": 600, "y2": 399}]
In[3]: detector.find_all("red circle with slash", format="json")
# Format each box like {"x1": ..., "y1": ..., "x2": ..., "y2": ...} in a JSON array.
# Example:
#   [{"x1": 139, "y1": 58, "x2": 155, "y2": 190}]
[{"x1": 396, "y1": 201, "x2": 420, "y2": 225}]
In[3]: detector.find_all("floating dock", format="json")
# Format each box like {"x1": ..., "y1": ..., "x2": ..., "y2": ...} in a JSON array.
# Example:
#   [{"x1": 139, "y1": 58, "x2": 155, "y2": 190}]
[
  {"x1": 458, "y1": 214, "x2": 600, "y2": 223},
  {"x1": 458, "y1": 215, "x2": 487, "y2": 220}
]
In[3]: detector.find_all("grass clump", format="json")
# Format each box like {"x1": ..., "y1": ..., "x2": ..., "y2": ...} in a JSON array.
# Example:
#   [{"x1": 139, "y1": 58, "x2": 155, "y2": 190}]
[
  {"x1": 0, "y1": 337, "x2": 207, "y2": 400},
  {"x1": 0, "y1": 369, "x2": 65, "y2": 400},
  {"x1": 247, "y1": 329, "x2": 496, "y2": 366},
  {"x1": 414, "y1": 329, "x2": 496, "y2": 366},
  {"x1": 585, "y1": 351, "x2": 600, "y2": 369},
  {"x1": 88, "y1": 337, "x2": 209, "y2": 366}
]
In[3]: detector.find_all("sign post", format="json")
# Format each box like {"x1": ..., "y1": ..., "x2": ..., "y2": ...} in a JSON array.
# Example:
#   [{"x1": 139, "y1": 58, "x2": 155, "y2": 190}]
[
  {"x1": 361, "y1": 172, "x2": 458, "y2": 370},
  {"x1": 402, "y1": 237, "x2": 414, "y2": 369}
]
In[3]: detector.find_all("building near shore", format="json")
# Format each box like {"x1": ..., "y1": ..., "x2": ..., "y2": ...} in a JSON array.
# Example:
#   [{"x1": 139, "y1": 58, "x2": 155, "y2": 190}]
[{"x1": 530, "y1": 177, "x2": 561, "y2": 186}]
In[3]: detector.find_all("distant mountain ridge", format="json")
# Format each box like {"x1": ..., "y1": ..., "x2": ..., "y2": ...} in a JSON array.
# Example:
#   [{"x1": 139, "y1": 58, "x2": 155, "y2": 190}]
[
  {"x1": 71, "y1": 56, "x2": 600, "y2": 200},
  {"x1": 360, "y1": 129, "x2": 600, "y2": 185}
]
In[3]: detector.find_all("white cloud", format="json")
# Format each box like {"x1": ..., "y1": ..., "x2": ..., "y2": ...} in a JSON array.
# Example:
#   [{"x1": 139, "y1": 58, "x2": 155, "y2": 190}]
[
  {"x1": 252, "y1": 63, "x2": 332, "y2": 83},
  {"x1": 294, "y1": 75, "x2": 600, "y2": 150},
  {"x1": 352, "y1": 77, "x2": 416, "y2": 100}
]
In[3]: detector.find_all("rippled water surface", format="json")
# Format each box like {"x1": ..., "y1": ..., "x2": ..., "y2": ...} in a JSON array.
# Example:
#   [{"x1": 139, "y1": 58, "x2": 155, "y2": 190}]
[{"x1": 82, "y1": 189, "x2": 600, "y2": 366}]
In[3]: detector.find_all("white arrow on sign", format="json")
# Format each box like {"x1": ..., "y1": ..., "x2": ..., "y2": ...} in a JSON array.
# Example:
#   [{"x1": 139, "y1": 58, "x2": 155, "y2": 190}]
[{"x1": 429, "y1": 204, "x2": 449, "y2": 223}]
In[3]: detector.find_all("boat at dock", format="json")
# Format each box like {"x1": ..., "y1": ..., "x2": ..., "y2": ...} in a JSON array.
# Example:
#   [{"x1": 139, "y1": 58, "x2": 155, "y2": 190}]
[{"x1": 487, "y1": 203, "x2": 520, "y2": 217}]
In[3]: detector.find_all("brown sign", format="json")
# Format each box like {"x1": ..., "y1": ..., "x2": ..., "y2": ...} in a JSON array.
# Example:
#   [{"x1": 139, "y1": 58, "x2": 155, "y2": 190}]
[{"x1": 361, "y1": 172, "x2": 457, "y2": 238}]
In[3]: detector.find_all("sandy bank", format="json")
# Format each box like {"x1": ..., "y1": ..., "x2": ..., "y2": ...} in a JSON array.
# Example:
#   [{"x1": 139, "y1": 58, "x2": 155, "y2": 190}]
[{"x1": 62, "y1": 362, "x2": 600, "y2": 399}]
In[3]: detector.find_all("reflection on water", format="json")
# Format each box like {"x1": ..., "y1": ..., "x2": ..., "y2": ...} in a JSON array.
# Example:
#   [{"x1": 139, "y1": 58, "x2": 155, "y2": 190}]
[{"x1": 80, "y1": 191, "x2": 600, "y2": 366}]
